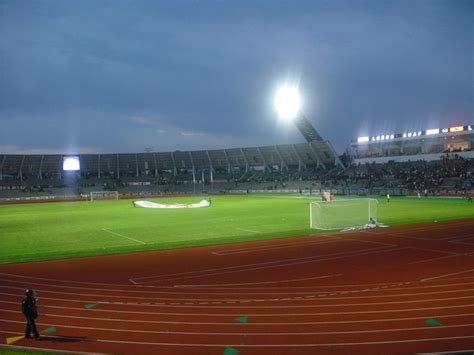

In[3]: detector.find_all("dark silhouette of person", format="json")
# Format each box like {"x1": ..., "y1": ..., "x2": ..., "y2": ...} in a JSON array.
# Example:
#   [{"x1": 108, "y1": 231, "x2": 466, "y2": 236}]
[{"x1": 21, "y1": 289, "x2": 40, "y2": 339}]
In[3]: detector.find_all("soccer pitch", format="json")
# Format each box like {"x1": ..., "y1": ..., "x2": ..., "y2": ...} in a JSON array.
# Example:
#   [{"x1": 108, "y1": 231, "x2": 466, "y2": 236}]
[{"x1": 0, "y1": 195, "x2": 472, "y2": 264}]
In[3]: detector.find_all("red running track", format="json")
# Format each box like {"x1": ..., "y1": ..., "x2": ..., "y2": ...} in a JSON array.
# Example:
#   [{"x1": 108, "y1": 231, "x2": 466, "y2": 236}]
[{"x1": 0, "y1": 219, "x2": 473, "y2": 354}]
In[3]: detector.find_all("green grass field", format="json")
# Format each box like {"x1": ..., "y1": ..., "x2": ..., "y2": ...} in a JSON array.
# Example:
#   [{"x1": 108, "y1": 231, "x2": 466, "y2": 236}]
[{"x1": 0, "y1": 195, "x2": 472, "y2": 264}]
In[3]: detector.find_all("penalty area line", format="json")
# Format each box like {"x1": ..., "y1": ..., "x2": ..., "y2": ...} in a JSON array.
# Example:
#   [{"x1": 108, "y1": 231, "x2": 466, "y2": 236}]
[{"x1": 101, "y1": 228, "x2": 146, "y2": 245}]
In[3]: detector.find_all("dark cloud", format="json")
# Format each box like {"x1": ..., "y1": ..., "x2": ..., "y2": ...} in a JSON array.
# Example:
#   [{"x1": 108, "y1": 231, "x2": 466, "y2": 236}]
[{"x1": 0, "y1": 0, "x2": 472, "y2": 153}]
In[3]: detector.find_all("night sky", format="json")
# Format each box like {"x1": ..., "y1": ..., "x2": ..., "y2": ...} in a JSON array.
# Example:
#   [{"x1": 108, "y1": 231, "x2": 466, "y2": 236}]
[{"x1": 0, "y1": 0, "x2": 472, "y2": 155}]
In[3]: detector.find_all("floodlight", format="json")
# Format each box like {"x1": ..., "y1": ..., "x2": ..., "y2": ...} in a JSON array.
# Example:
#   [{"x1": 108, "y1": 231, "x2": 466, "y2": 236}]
[
  {"x1": 274, "y1": 85, "x2": 301, "y2": 121},
  {"x1": 63, "y1": 156, "x2": 80, "y2": 171}
]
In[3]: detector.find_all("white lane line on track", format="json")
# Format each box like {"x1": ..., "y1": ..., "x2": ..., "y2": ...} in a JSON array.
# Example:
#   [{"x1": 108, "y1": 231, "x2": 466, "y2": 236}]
[
  {"x1": 131, "y1": 245, "x2": 395, "y2": 282},
  {"x1": 438, "y1": 232, "x2": 474, "y2": 241},
  {"x1": 174, "y1": 273, "x2": 342, "y2": 287},
  {"x1": 3, "y1": 281, "x2": 474, "y2": 301},
  {"x1": 2, "y1": 275, "x2": 474, "y2": 295},
  {"x1": 421, "y1": 269, "x2": 474, "y2": 282},
  {"x1": 2, "y1": 306, "x2": 473, "y2": 321},
  {"x1": 133, "y1": 246, "x2": 400, "y2": 284},
  {"x1": 101, "y1": 228, "x2": 146, "y2": 245},
  {"x1": 1, "y1": 318, "x2": 474, "y2": 336},
  {"x1": 1, "y1": 330, "x2": 473, "y2": 348},
  {"x1": 342, "y1": 238, "x2": 398, "y2": 247},
  {"x1": 1, "y1": 289, "x2": 473, "y2": 309},
  {"x1": 0, "y1": 272, "x2": 136, "y2": 287},
  {"x1": 406, "y1": 246, "x2": 460, "y2": 255},
  {"x1": 174, "y1": 246, "x2": 462, "y2": 287},
  {"x1": 365, "y1": 219, "x2": 474, "y2": 235},
  {"x1": 212, "y1": 237, "x2": 342, "y2": 256}
]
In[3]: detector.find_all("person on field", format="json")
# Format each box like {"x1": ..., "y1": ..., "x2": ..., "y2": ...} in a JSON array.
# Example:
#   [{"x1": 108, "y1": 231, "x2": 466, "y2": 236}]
[
  {"x1": 386, "y1": 193, "x2": 390, "y2": 203},
  {"x1": 21, "y1": 289, "x2": 40, "y2": 339}
]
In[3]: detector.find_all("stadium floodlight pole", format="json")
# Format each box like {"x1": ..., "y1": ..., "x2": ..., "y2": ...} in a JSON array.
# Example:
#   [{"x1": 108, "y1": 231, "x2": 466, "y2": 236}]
[
  {"x1": 274, "y1": 84, "x2": 344, "y2": 168},
  {"x1": 274, "y1": 84, "x2": 324, "y2": 142}
]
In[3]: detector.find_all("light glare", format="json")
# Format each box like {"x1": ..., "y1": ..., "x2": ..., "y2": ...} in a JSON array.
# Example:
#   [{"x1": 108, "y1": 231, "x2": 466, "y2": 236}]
[{"x1": 275, "y1": 85, "x2": 301, "y2": 121}]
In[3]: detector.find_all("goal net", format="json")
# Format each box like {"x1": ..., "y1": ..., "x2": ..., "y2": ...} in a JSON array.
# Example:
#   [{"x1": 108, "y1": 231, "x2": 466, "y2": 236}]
[
  {"x1": 90, "y1": 191, "x2": 119, "y2": 201},
  {"x1": 310, "y1": 198, "x2": 378, "y2": 230}
]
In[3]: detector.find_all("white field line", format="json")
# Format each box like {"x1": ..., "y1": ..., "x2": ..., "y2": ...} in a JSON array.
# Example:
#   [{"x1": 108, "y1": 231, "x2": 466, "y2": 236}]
[
  {"x1": 0, "y1": 292, "x2": 472, "y2": 309},
  {"x1": 131, "y1": 246, "x2": 398, "y2": 284},
  {"x1": 0, "y1": 329, "x2": 472, "y2": 348},
  {"x1": 212, "y1": 238, "x2": 342, "y2": 256},
  {"x1": 1, "y1": 310, "x2": 473, "y2": 326},
  {"x1": 1, "y1": 318, "x2": 473, "y2": 336},
  {"x1": 101, "y1": 228, "x2": 146, "y2": 245},
  {"x1": 1, "y1": 304, "x2": 473, "y2": 320},
  {"x1": 422, "y1": 269, "x2": 474, "y2": 282}
]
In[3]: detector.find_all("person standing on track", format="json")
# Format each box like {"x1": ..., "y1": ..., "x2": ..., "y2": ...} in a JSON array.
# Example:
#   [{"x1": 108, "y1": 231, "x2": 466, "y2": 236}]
[{"x1": 21, "y1": 289, "x2": 40, "y2": 339}]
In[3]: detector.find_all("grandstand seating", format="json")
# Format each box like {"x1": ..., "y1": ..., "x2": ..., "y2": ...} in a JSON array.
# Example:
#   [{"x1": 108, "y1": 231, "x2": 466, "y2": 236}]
[{"x1": 1, "y1": 137, "x2": 472, "y2": 200}]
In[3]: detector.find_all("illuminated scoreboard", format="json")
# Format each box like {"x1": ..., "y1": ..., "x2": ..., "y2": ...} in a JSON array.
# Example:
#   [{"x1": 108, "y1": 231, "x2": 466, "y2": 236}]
[{"x1": 357, "y1": 124, "x2": 472, "y2": 144}]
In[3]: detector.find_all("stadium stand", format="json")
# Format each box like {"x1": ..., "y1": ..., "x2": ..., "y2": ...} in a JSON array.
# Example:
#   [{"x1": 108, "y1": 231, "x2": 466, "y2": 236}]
[{"x1": 1, "y1": 126, "x2": 472, "y2": 200}]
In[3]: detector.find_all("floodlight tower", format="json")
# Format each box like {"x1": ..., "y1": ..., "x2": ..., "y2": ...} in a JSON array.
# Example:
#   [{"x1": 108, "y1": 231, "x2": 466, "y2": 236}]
[
  {"x1": 274, "y1": 84, "x2": 344, "y2": 168},
  {"x1": 274, "y1": 84, "x2": 324, "y2": 142}
]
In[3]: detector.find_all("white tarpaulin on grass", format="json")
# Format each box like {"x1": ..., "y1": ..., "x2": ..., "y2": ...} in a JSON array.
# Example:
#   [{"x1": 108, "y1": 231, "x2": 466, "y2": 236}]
[{"x1": 133, "y1": 199, "x2": 211, "y2": 209}]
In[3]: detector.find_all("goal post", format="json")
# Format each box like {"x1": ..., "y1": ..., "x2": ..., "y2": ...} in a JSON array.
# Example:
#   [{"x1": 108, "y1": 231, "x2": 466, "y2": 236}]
[
  {"x1": 90, "y1": 191, "x2": 119, "y2": 201},
  {"x1": 310, "y1": 198, "x2": 378, "y2": 230}
]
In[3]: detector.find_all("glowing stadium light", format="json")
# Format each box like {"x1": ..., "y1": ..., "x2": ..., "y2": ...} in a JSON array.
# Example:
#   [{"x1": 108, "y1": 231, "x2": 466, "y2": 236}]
[
  {"x1": 469, "y1": 125, "x2": 472, "y2": 131},
  {"x1": 390, "y1": 134, "x2": 394, "y2": 139},
  {"x1": 426, "y1": 128, "x2": 440, "y2": 135},
  {"x1": 63, "y1": 156, "x2": 80, "y2": 171},
  {"x1": 357, "y1": 136, "x2": 370, "y2": 143},
  {"x1": 381, "y1": 135, "x2": 385, "y2": 140},
  {"x1": 417, "y1": 131, "x2": 422, "y2": 136},
  {"x1": 274, "y1": 84, "x2": 302, "y2": 121},
  {"x1": 402, "y1": 133, "x2": 407, "y2": 138},
  {"x1": 371, "y1": 137, "x2": 376, "y2": 141},
  {"x1": 376, "y1": 136, "x2": 380, "y2": 140},
  {"x1": 441, "y1": 128, "x2": 449, "y2": 133},
  {"x1": 408, "y1": 133, "x2": 412, "y2": 137},
  {"x1": 385, "y1": 135, "x2": 389, "y2": 140}
]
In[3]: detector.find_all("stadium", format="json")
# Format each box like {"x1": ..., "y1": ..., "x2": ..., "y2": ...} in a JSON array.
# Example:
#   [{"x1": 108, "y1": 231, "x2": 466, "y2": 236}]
[{"x1": 1, "y1": 2, "x2": 473, "y2": 355}]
